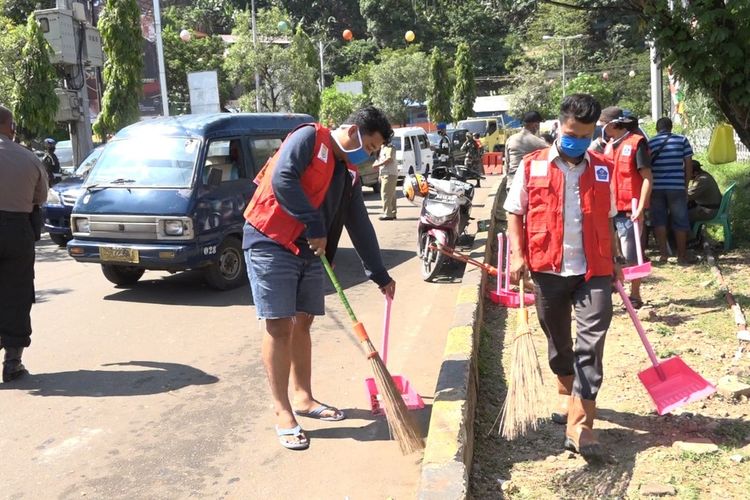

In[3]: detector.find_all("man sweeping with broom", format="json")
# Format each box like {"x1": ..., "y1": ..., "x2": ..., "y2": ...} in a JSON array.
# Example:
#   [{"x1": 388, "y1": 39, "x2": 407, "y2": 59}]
[
  {"x1": 243, "y1": 106, "x2": 397, "y2": 451},
  {"x1": 504, "y1": 94, "x2": 623, "y2": 462}
]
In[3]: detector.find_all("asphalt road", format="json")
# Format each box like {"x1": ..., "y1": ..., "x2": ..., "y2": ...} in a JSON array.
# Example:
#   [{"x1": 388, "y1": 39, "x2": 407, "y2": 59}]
[{"x1": 0, "y1": 184, "x2": 491, "y2": 500}]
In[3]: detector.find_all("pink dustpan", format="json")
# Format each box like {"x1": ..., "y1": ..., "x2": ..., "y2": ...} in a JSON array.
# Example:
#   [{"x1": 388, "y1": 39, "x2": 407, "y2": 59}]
[
  {"x1": 616, "y1": 281, "x2": 715, "y2": 415},
  {"x1": 487, "y1": 233, "x2": 535, "y2": 307},
  {"x1": 623, "y1": 198, "x2": 652, "y2": 281},
  {"x1": 365, "y1": 296, "x2": 424, "y2": 415}
]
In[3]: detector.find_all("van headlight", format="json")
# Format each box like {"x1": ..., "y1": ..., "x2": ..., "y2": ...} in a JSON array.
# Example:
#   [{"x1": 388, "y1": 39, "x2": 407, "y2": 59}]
[
  {"x1": 74, "y1": 217, "x2": 90, "y2": 233},
  {"x1": 158, "y1": 218, "x2": 193, "y2": 239},
  {"x1": 47, "y1": 190, "x2": 62, "y2": 205},
  {"x1": 163, "y1": 220, "x2": 184, "y2": 236}
]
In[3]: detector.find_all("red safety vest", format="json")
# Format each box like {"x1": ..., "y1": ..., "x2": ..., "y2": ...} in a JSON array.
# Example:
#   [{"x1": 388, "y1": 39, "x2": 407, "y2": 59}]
[
  {"x1": 523, "y1": 147, "x2": 614, "y2": 281},
  {"x1": 244, "y1": 123, "x2": 335, "y2": 255},
  {"x1": 606, "y1": 133, "x2": 648, "y2": 211}
]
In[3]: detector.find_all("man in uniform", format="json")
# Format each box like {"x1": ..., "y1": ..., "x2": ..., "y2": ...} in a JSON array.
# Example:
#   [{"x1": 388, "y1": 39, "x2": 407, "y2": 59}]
[
  {"x1": 504, "y1": 111, "x2": 548, "y2": 191},
  {"x1": 373, "y1": 141, "x2": 398, "y2": 220},
  {"x1": 42, "y1": 138, "x2": 60, "y2": 185},
  {"x1": 504, "y1": 94, "x2": 622, "y2": 463},
  {"x1": 435, "y1": 122, "x2": 451, "y2": 170},
  {"x1": 0, "y1": 105, "x2": 48, "y2": 383}
]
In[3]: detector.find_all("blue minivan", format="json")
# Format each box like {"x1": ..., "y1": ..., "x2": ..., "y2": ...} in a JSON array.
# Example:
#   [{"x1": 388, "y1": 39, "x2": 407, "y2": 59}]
[{"x1": 67, "y1": 113, "x2": 312, "y2": 289}]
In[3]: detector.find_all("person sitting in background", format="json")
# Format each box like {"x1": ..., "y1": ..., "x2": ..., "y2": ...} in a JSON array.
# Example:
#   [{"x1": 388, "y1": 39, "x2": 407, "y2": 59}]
[{"x1": 688, "y1": 160, "x2": 722, "y2": 224}]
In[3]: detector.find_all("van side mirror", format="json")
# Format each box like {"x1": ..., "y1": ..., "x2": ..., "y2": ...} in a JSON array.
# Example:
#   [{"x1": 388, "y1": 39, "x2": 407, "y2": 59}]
[{"x1": 207, "y1": 167, "x2": 222, "y2": 187}]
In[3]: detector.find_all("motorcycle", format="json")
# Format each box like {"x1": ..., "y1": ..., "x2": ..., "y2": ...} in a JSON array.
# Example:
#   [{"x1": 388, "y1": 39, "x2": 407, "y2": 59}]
[
  {"x1": 429, "y1": 162, "x2": 485, "y2": 186},
  {"x1": 415, "y1": 175, "x2": 475, "y2": 281}
]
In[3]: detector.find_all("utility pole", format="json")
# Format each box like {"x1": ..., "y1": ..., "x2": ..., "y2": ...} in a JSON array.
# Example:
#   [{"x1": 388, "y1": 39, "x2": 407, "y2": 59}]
[
  {"x1": 649, "y1": 42, "x2": 664, "y2": 119},
  {"x1": 251, "y1": 0, "x2": 260, "y2": 111},
  {"x1": 152, "y1": 0, "x2": 169, "y2": 116},
  {"x1": 318, "y1": 40, "x2": 325, "y2": 91},
  {"x1": 543, "y1": 34, "x2": 585, "y2": 99},
  {"x1": 37, "y1": 0, "x2": 103, "y2": 165}
]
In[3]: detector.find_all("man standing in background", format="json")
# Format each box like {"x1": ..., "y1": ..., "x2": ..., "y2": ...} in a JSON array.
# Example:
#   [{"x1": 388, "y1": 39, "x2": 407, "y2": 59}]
[
  {"x1": 373, "y1": 141, "x2": 398, "y2": 220},
  {"x1": 0, "y1": 105, "x2": 48, "y2": 383},
  {"x1": 504, "y1": 111, "x2": 548, "y2": 191},
  {"x1": 648, "y1": 117, "x2": 694, "y2": 264}
]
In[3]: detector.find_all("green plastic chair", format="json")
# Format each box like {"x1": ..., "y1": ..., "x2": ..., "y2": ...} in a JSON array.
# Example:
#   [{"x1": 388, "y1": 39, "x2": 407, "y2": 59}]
[{"x1": 691, "y1": 182, "x2": 737, "y2": 250}]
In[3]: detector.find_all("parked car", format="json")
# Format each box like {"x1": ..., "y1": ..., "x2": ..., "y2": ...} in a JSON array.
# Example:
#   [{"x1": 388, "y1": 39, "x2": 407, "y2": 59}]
[
  {"x1": 357, "y1": 154, "x2": 380, "y2": 192},
  {"x1": 391, "y1": 127, "x2": 433, "y2": 178},
  {"x1": 67, "y1": 113, "x2": 313, "y2": 290},
  {"x1": 44, "y1": 145, "x2": 105, "y2": 246},
  {"x1": 426, "y1": 128, "x2": 470, "y2": 166},
  {"x1": 55, "y1": 140, "x2": 75, "y2": 174}
]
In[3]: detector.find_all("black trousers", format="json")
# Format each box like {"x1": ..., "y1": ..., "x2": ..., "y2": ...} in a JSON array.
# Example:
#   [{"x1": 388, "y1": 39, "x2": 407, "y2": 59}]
[
  {"x1": 531, "y1": 272, "x2": 613, "y2": 401},
  {"x1": 0, "y1": 213, "x2": 35, "y2": 348}
]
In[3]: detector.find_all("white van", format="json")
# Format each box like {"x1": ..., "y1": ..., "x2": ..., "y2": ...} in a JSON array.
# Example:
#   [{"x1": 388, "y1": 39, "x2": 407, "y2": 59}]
[{"x1": 391, "y1": 127, "x2": 433, "y2": 178}]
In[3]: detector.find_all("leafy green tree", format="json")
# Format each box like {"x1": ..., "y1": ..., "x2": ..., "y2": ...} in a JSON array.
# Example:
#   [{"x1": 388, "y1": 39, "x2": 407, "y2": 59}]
[
  {"x1": 277, "y1": 0, "x2": 366, "y2": 39},
  {"x1": 369, "y1": 49, "x2": 430, "y2": 126},
  {"x1": 427, "y1": 47, "x2": 451, "y2": 124},
  {"x1": 550, "y1": 73, "x2": 615, "y2": 110},
  {"x1": 290, "y1": 25, "x2": 321, "y2": 116},
  {"x1": 505, "y1": 0, "x2": 750, "y2": 148},
  {"x1": 225, "y1": 10, "x2": 318, "y2": 113},
  {"x1": 327, "y1": 39, "x2": 379, "y2": 79},
  {"x1": 1, "y1": 0, "x2": 36, "y2": 24},
  {"x1": 162, "y1": 0, "x2": 236, "y2": 35},
  {"x1": 451, "y1": 42, "x2": 476, "y2": 122},
  {"x1": 360, "y1": 0, "x2": 436, "y2": 48},
  {"x1": 94, "y1": 0, "x2": 144, "y2": 139},
  {"x1": 12, "y1": 13, "x2": 57, "y2": 142},
  {"x1": 0, "y1": 15, "x2": 24, "y2": 104},
  {"x1": 508, "y1": 68, "x2": 557, "y2": 119},
  {"x1": 162, "y1": 27, "x2": 230, "y2": 113},
  {"x1": 319, "y1": 85, "x2": 367, "y2": 128}
]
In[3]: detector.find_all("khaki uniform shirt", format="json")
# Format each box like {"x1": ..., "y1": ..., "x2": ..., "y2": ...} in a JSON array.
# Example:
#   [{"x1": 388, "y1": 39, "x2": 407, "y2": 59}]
[
  {"x1": 376, "y1": 145, "x2": 398, "y2": 176},
  {"x1": 504, "y1": 128, "x2": 548, "y2": 176},
  {"x1": 0, "y1": 135, "x2": 48, "y2": 213}
]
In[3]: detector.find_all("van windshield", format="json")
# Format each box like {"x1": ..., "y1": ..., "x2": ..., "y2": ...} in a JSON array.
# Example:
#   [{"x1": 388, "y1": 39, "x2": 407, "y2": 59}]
[
  {"x1": 85, "y1": 137, "x2": 200, "y2": 188},
  {"x1": 457, "y1": 120, "x2": 489, "y2": 136}
]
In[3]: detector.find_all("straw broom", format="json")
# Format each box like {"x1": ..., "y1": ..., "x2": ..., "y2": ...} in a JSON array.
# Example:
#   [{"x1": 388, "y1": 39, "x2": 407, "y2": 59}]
[
  {"x1": 320, "y1": 255, "x2": 424, "y2": 454},
  {"x1": 495, "y1": 277, "x2": 548, "y2": 440}
]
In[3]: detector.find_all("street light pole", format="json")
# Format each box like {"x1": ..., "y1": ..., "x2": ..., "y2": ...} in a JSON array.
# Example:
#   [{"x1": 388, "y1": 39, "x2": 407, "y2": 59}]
[
  {"x1": 543, "y1": 34, "x2": 584, "y2": 98},
  {"x1": 251, "y1": 0, "x2": 260, "y2": 112},
  {"x1": 318, "y1": 40, "x2": 325, "y2": 91},
  {"x1": 152, "y1": 0, "x2": 169, "y2": 116}
]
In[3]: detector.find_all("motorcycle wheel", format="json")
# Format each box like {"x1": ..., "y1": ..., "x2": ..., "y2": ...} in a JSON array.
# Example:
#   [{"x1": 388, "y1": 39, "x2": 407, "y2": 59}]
[{"x1": 419, "y1": 232, "x2": 446, "y2": 282}]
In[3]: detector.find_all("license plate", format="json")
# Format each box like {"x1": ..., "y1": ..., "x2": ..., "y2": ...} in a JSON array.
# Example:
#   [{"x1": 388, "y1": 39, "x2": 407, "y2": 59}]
[{"x1": 100, "y1": 246, "x2": 139, "y2": 264}]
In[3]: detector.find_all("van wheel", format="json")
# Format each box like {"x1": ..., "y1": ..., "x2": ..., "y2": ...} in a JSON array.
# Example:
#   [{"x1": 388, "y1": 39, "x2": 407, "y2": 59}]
[
  {"x1": 101, "y1": 265, "x2": 145, "y2": 286},
  {"x1": 50, "y1": 233, "x2": 71, "y2": 247},
  {"x1": 204, "y1": 237, "x2": 247, "y2": 290}
]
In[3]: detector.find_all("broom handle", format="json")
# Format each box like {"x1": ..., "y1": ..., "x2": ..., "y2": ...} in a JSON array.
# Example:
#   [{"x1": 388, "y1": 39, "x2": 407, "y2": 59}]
[
  {"x1": 615, "y1": 280, "x2": 663, "y2": 372},
  {"x1": 497, "y1": 233, "x2": 503, "y2": 295},
  {"x1": 320, "y1": 254, "x2": 358, "y2": 324},
  {"x1": 382, "y1": 295, "x2": 392, "y2": 366},
  {"x1": 632, "y1": 198, "x2": 644, "y2": 265},
  {"x1": 504, "y1": 232, "x2": 511, "y2": 291},
  {"x1": 519, "y1": 276, "x2": 525, "y2": 314}
]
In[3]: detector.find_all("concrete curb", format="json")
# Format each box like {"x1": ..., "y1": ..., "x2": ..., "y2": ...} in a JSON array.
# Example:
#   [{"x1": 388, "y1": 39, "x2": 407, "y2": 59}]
[{"x1": 417, "y1": 177, "x2": 505, "y2": 500}]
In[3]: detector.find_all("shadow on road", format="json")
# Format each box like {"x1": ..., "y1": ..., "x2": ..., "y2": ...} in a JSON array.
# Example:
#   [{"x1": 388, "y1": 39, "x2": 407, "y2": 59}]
[
  {"x1": 35, "y1": 287, "x2": 73, "y2": 303},
  {"x1": 103, "y1": 270, "x2": 251, "y2": 307},
  {"x1": 324, "y1": 248, "x2": 416, "y2": 295},
  {"x1": 305, "y1": 404, "x2": 433, "y2": 444},
  {"x1": 35, "y1": 237, "x2": 72, "y2": 263},
  {"x1": 0, "y1": 360, "x2": 219, "y2": 397}
]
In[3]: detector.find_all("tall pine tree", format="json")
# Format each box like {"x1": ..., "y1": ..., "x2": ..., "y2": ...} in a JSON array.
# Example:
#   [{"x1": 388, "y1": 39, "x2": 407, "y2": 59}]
[
  {"x1": 451, "y1": 42, "x2": 476, "y2": 122},
  {"x1": 13, "y1": 13, "x2": 57, "y2": 143},
  {"x1": 94, "y1": 0, "x2": 144, "y2": 139},
  {"x1": 427, "y1": 47, "x2": 451, "y2": 125}
]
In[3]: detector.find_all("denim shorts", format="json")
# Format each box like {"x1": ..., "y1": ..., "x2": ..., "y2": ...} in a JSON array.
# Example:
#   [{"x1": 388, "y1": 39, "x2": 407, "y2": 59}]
[
  {"x1": 650, "y1": 190, "x2": 690, "y2": 231},
  {"x1": 613, "y1": 213, "x2": 638, "y2": 265},
  {"x1": 245, "y1": 242, "x2": 325, "y2": 319}
]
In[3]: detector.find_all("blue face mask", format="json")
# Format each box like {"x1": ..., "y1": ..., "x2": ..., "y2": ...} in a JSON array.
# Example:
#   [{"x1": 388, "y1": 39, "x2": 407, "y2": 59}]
[
  {"x1": 559, "y1": 135, "x2": 592, "y2": 158},
  {"x1": 333, "y1": 127, "x2": 370, "y2": 165}
]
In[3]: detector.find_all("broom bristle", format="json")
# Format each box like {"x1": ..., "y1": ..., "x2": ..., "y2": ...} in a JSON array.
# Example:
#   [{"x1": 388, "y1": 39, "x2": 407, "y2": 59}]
[
  {"x1": 364, "y1": 339, "x2": 425, "y2": 454},
  {"x1": 498, "y1": 330, "x2": 548, "y2": 440}
]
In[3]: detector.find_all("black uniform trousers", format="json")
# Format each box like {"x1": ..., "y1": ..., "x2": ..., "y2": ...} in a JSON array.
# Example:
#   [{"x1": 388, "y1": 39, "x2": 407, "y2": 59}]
[
  {"x1": 0, "y1": 212, "x2": 35, "y2": 348},
  {"x1": 531, "y1": 272, "x2": 613, "y2": 401}
]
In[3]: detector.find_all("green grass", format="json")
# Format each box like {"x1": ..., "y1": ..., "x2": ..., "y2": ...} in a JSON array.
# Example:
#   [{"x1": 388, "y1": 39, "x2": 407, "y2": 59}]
[
  {"x1": 654, "y1": 324, "x2": 673, "y2": 337},
  {"x1": 693, "y1": 152, "x2": 750, "y2": 246},
  {"x1": 714, "y1": 420, "x2": 750, "y2": 448}
]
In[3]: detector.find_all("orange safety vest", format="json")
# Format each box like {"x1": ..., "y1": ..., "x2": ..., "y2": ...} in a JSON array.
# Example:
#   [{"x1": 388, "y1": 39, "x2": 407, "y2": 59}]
[
  {"x1": 244, "y1": 123, "x2": 335, "y2": 255},
  {"x1": 606, "y1": 133, "x2": 648, "y2": 211},
  {"x1": 523, "y1": 147, "x2": 614, "y2": 281}
]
